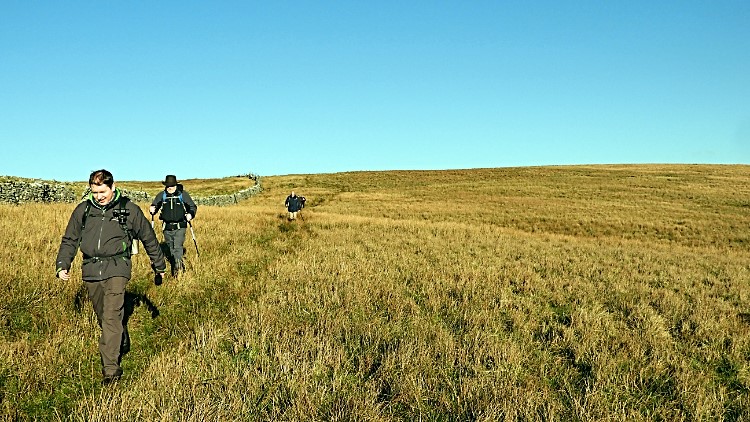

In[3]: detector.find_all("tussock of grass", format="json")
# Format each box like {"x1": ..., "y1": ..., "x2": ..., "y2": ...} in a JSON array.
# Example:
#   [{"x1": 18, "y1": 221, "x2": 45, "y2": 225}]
[{"x1": 1, "y1": 164, "x2": 749, "y2": 420}]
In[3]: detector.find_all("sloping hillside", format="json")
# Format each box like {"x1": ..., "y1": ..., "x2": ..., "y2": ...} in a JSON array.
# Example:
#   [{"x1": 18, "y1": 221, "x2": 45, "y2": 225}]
[{"x1": 1, "y1": 165, "x2": 749, "y2": 420}]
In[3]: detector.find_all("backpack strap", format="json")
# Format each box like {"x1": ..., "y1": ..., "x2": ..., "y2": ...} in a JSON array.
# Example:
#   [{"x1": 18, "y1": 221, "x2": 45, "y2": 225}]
[
  {"x1": 111, "y1": 196, "x2": 134, "y2": 258},
  {"x1": 79, "y1": 200, "x2": 92, "y2": 248},
  {"x1": 115, "y1": 197, "x2": 134, "y2": 241},
  {"x1": 81, "y1": 201, "x2": 92, "y2": 231}
]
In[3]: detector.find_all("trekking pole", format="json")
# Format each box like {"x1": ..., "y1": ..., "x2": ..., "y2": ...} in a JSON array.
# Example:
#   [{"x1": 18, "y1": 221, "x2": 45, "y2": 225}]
[
  {"x1": 181, "y1": 201, "x2": 200, "y2": 257},
  {"x1": 187, "y1": 220, "x2": 200, "y2": 257}
]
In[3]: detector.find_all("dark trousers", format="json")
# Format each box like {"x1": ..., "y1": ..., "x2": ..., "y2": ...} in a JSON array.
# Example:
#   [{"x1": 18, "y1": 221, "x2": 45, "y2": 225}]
[
  {"x1": 85, "y1": 276, "x2": 128, "y2": 377},
  {"x1": 164, "y1": 227, "x2": 186, "y2": 269}
]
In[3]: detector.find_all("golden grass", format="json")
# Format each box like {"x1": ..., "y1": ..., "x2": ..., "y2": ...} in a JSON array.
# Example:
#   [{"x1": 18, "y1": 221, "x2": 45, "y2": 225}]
[{"x1": 1, "y1": 164, "x2": 749, "y2": 421}]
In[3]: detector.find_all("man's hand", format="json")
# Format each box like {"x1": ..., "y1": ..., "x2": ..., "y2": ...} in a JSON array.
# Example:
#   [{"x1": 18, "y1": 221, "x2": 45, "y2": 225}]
[
  {"x1": 186, "y1": 214, "x2": 192, "y2": 222},
  {"x1": 58, "y1": 269, "x2": 71, "y2": 281},
  {"x1": 149, "y1": 205, "x2": 156, "y2": 215}
]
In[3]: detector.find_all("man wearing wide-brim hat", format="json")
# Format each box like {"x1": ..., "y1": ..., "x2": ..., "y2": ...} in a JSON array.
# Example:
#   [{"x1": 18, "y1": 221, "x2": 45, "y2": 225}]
[{"x1": 150, "y1": 175, "x2": 198, "y2": 277}]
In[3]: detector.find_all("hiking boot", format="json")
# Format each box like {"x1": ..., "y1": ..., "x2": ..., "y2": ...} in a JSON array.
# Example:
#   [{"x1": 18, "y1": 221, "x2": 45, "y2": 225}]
[
  {"x1": 172, "y1": 261, "x2": 186, "y2": 277},
  {"x1": 102, "y1": 369, "x2": 123, "y2": 386},
  {"x1": 120, "y1": 328, "x2": 130, "y2": 355},
  {"x1": 102, "y1": 374, "x2": 121, "y2": 386}
]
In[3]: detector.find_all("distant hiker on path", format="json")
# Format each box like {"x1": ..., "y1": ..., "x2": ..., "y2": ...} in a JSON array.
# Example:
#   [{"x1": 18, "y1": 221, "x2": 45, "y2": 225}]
[
  {"x1": 56, "y1": 169, "x2": 166, "y2": 385},
  {"x1": 150, "y1": 175, "x2": 197, "y2": 277},
  {"x1": 285, "y1": 191, "x2": 302, "y2": 221}
]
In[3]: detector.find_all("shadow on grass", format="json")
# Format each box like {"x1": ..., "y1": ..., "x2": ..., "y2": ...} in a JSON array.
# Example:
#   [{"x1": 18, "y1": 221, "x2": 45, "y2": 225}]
[{"x1": 74, "y1": 285, "x2": 160, "y2": 320}]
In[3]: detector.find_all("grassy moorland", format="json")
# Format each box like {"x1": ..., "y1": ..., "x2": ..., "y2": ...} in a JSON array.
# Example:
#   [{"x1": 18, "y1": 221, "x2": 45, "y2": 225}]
[{"x1": 1, "y1": 164, "x2": 749, "y2": 421}]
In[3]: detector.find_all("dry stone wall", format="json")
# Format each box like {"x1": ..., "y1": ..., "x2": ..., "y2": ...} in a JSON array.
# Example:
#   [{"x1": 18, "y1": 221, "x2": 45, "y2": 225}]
[
  {"x1": 0, "y1": 177, "x2": 76, "y2": 204},
  {"x1": 0, "y1": 173, "x2": 262, "y2": 205}
]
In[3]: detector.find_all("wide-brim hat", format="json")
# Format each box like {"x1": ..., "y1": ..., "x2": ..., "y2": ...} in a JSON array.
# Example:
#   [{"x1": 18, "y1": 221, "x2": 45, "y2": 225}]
[{"x1": 162, "y1": 175, "x2": 178, "y2": 187}]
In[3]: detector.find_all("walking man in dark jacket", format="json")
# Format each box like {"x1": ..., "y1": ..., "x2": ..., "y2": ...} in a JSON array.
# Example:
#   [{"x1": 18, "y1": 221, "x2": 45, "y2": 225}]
[
  {"x1": 56, "y1": 169, "x2": 166, "y2": 385},
  {"x1": 149, "y1": 175, "x2": 197, "y2": 276},
  {"x1": 285, "y1": 191, "x2": 302, "y2": 221}
]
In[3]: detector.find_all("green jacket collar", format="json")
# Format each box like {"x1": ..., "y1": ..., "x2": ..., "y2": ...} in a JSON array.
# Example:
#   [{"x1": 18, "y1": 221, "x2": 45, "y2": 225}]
[{"x1": 89, "y1": 187, "x2": 121, "y2": 210}]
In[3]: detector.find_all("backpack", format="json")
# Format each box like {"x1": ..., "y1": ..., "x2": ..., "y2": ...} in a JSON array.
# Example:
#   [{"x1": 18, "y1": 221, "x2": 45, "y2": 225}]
[{"x1": 159, "y1": 191, "x2": 188, "y2": 223}]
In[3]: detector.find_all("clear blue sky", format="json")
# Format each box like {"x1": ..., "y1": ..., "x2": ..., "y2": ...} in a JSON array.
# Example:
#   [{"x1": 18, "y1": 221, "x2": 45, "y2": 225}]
[{"x1": 2, "y1": 1, "x2": 749, "y2": 181}]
